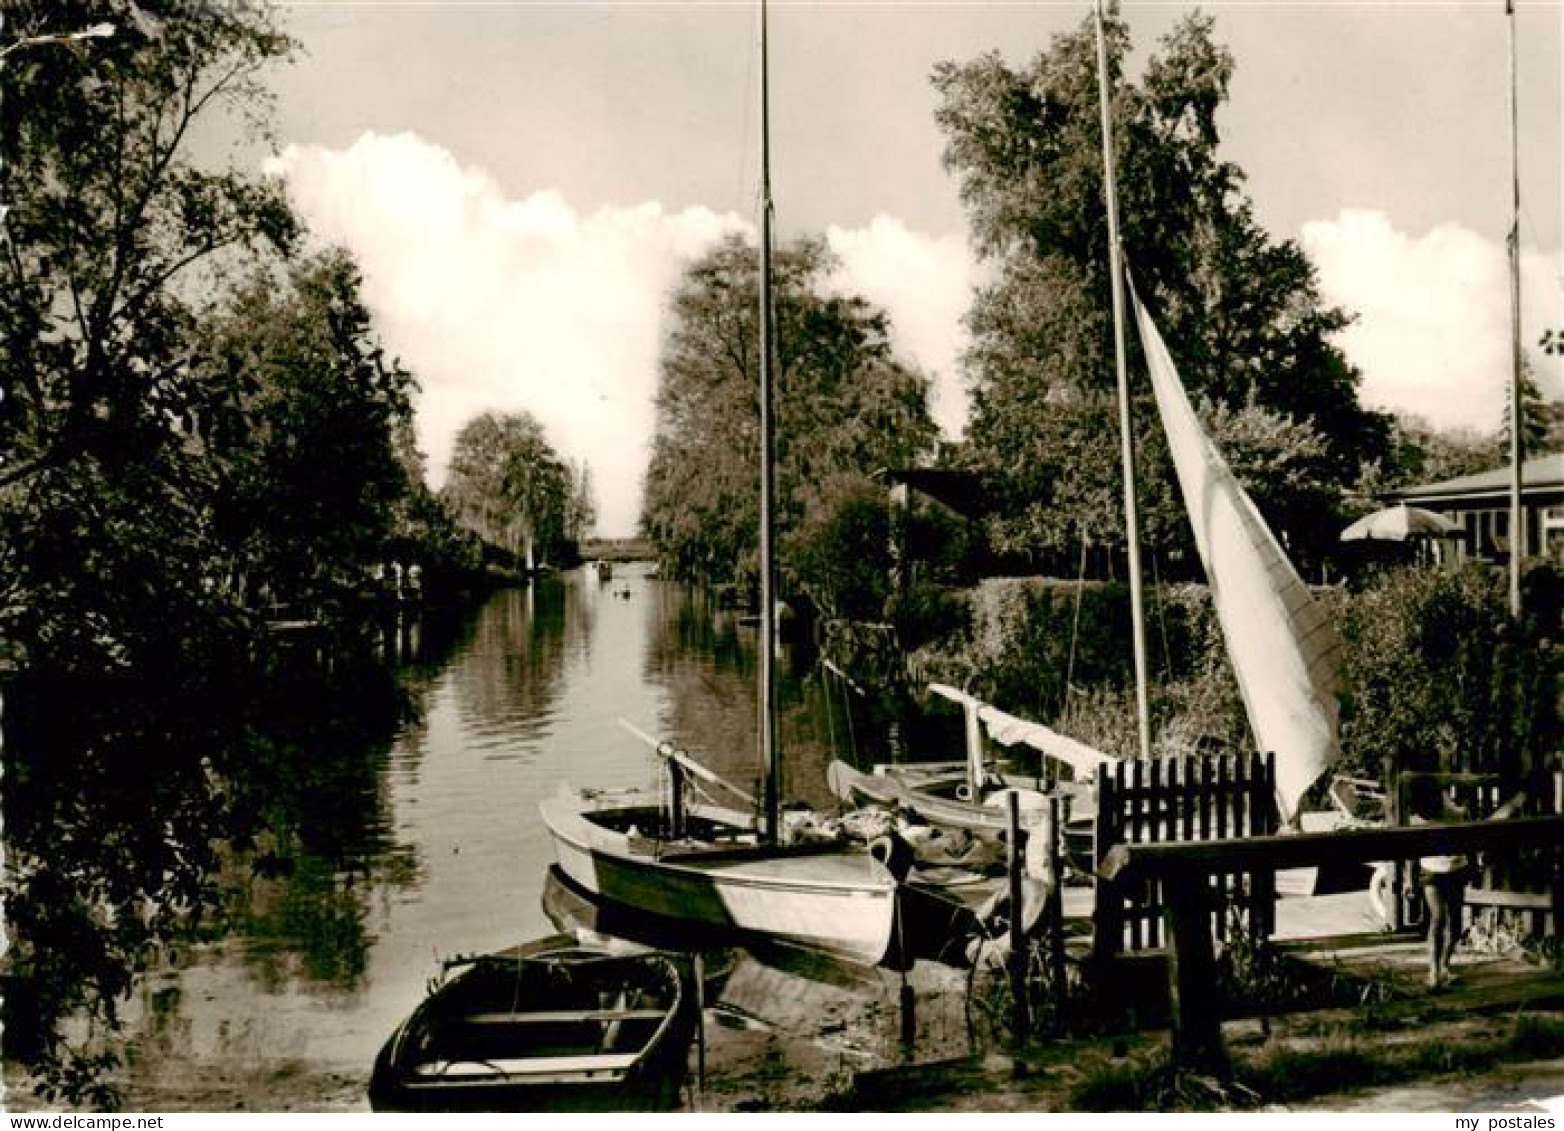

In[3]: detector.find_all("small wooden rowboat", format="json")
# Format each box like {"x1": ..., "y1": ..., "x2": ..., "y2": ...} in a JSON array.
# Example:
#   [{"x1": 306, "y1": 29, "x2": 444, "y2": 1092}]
[{"x1": 368, "y1": 935, "x2": 694, "y2": 1112}]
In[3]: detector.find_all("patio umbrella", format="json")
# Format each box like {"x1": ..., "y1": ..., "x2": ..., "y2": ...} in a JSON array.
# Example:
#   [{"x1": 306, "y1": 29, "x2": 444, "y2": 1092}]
[{"x1": 1339, "y1": 503, "x2": 1462, "y2": 543}]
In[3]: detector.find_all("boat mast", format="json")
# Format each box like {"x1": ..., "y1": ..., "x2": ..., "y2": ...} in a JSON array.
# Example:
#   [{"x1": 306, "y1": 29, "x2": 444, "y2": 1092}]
[
  {"x1": 758, "y1": 0, "x2": 781, "y2": 840},
  {"x1": 1093, "y1": 0, "x2": 1153, "y2": 759},
  {"x1": 1505, "y1": 0, "x2": 1525, "y2": 618}
]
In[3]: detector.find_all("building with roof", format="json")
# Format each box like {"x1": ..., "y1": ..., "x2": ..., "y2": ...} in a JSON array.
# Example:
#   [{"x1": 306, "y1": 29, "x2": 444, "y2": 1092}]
[{"x1": 1390, "y1": 452, "x2": 1564, "y2": 563}]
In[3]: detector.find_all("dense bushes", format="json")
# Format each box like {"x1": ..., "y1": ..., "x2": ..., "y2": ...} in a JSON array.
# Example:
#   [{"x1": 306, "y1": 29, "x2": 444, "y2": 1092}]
[
  {"x1": 1339, "y1": 560, "x2": 1560, "y2": 783},
  {"x1": 907, "y1": 576, "x2": 1237, "y2": 755},
  {"x1": 907, "y1": 562, "x2": 1560, "y2": 780}
]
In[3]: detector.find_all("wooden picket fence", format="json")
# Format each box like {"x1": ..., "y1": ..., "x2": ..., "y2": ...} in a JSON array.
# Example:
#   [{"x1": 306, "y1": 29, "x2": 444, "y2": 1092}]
[{"x1": 1092, "y1": 751, "x2": 1279, "y2": 958}]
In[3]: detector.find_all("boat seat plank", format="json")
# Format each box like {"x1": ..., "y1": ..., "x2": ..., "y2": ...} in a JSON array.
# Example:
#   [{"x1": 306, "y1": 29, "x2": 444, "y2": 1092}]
[
  {"x1": 463, "y1": 1008, "x2": 667, "y2": 1025},
  {"x1": 416, "y1": 1052, "x2": 641, "y2": 1078}
]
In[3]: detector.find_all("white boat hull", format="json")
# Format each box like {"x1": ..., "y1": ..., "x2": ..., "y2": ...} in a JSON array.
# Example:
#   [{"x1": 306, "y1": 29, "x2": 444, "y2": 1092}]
[{"x1": 540, "y1": 792, "x2": 898, "y2": 966}]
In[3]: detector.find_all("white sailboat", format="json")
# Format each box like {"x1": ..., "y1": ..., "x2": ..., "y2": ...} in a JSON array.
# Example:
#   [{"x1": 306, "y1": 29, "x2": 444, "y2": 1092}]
[
  {"x1": 1092, "y1": 0, "x2": 1342, "y2": 827},
  {"x1": 540, "y1": 0, "x2": 937, "y2": 968},
  {"x1": 829, "y1": 0, "x2": 1342, "y2": 837},
  {"x1": 1128, "y1": 284, "x2": 1343, "y2": 825}
]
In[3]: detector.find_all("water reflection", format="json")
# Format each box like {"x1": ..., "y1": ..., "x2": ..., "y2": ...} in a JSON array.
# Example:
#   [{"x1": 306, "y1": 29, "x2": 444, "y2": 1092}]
[
  {"x1": 86, "y1": 566, "x2": 953, "y2": 1110},
  {"x1": 539, "y1": 864, "x2": 975, "y2": 1111}
]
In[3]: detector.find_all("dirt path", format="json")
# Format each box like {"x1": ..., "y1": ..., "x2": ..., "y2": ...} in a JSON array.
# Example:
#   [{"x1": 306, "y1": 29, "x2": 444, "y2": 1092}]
[{"x1": 1290, "y1": 1061, "x2": 1564, "y2": 1114}]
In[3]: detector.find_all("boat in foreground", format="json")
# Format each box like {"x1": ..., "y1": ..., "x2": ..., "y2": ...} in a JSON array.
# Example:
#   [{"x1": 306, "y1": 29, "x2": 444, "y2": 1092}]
[
  {"x1": 539, "y1": 787, "x2": 902, "y2": 966},
  {"x1": 368, "y1": 935, "x2": 693, "y2": 1112},
  {"x1": 540, "y1": 1, "x2": 980, "y2": 974}
]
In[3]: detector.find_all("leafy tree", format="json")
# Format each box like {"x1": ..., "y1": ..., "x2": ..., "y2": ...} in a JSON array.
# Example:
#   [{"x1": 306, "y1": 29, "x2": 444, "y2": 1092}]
[
  {"x1": 641, "y1": 234, "x2": 937, "y2": 595},
  {"x1": 442, "y1": 411, "x2": 577, "y2": 569},
  {"x1": 1199, "y1": 394, "x2": 1336, "y2": 567},
  {"x1": 1501, "y1": 363, "x2": 1564, "y2": 457},
  {"x1": 932, "y1": 8, "x2": 1388, "y2": 573},
  {"x1": 787, "y1": 473, "x2": 894, "y2": 623},
  {"x1": 1340, "y1": 563, "x2": 1559, "y2": 783},
  {"x1": 0, "y1": 3, "x2": 428, "y2": 1104},
  {"x1": 2, "y1": 0, "x2": 297, "y2": 498},
  {"x1": 198, "y1": 250, "x2": 416, "y2": 612},
  {"x1": 564, "y1": 459, "x2": 597, "y2": 545},
  {"x1": 1359, "y1": 413, "x2": 1504, "y2": 497},
  {"x1": 1, "y1": 0, "x2": 300, "y2": 681},
  {"x1": 385, "y1": 413, "x2": 482, "y2": 581}
]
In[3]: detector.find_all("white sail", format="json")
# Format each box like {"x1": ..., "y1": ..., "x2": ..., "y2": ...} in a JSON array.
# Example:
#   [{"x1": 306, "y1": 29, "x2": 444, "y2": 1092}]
[{"x1": 1130, "y1": 289, "x2": 1342, "y2": 822}]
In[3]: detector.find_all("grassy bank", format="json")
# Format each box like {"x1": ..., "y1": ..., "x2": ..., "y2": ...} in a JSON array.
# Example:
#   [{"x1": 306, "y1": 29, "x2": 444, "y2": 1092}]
[{"x1": 1072, "y1": 1011, "x2": 1564, "y2": 1111}]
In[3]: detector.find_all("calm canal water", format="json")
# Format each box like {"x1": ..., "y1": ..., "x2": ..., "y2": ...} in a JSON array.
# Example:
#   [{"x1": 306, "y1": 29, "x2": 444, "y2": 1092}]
[{"x1": 110, "y1": 565, "x2": 941, "y2": 1110}]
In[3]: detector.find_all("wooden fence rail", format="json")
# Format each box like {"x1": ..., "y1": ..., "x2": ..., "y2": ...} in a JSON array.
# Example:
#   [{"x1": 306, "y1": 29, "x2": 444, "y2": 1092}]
[{"x1": 1098, "y1": 815, "x2": 1564, "y2": 1074}]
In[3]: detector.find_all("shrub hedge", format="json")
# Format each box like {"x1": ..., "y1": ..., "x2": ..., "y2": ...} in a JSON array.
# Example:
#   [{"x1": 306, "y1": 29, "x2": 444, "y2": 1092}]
[{"x1": 904, "y1": 561, "x2": 1560, "y2": 781}]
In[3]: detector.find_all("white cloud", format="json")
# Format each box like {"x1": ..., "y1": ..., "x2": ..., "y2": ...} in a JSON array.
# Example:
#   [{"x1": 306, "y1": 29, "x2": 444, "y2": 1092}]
[
  {"x1": 1300, "y1": 209, "x2": 1562, "y2": 434},
  {"x1": 825, "y1": 216, "x2": 977, "y2": 439},
  {"x1": 269, "y1": 132, "x2": 747, "y2": 538},
  {"x1": 275, "y1": 146, "x2": 1564, "y2": 533},
  {"x1": 269, "y1": 132, "x2": 977, "y2": 536}
]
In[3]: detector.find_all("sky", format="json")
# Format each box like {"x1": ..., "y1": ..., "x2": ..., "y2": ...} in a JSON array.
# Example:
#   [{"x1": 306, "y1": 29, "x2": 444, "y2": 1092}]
[{"x1": 250, "y1": 0, "x2": 1564, "y2": 537}]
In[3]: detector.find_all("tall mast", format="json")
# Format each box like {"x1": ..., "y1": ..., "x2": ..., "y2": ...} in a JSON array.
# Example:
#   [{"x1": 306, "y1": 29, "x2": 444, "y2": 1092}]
[
  {"x1": 1094, "y1": 0, "x2": 1153, "y2": 759},
  {"x1": 1505, "y1": 0, "x2": 1525, "y2": 618},
  {"x1": 757, "y1": 0, "x2": 781, "y2": 840}
]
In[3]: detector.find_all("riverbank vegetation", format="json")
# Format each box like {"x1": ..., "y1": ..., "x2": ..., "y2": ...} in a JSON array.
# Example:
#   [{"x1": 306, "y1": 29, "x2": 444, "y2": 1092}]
[
  {"x1": 0, "y1": 0, "x2": 534, "y2": 1103},
  {"x1": 636, "y1": 8, "x2": 1561, "y2": 784},
  {"x1": 904, "y1": 561, "x2": 1559, "y2": 786},
  {"x1": 640, "y1": 235, "x2": 938, "y2": 606},
  {"x1": 442, "y1": 411, "x2": 594, "y2": 574}
]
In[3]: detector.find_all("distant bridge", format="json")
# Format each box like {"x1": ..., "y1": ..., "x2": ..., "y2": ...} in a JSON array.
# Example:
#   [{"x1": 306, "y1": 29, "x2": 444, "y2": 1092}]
[{"x1": 581, "y1": 537, "x2": 655, "y2": 563}]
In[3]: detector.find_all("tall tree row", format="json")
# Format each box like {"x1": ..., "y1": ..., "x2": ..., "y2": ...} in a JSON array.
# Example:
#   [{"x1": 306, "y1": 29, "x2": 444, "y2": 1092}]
[
  {"x1": 0, "y1": 1, "x2": 447, "y2": 1100},
  {"x1": 640, "y1": 234, "x2": 937, "y2": 617},
  {"x1": 200, "y1": 250, "x2": 419, "y2": 610},
  {"x1": 442, "y1": 411, "x2": 590, "y2": 571},
  {"x1": 932, "y1": 9, "x2": 1390, "y2": 575}
]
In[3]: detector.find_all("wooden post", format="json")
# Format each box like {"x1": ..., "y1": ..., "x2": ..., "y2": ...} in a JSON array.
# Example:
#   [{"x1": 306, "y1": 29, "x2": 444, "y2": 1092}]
[
  {"x1": 1008, "y1": 790, "x2": 1029, "y2": 1049},
  {"x1": 693, "y1": 951, "x2": 706, "y2": 1108},
  {"x1": 668, "y1": 759, "x2": 686, "y2": 840},
  {"x1": 1093, "y1": 764, "x2": 1120, "y2": 964},
  {"x1": 1130, "y1": 759, "x2": 1145, "y2": 951},
  {"x1": 1161, "y1": 868, "x2": 1228, "y2": 1076},
  {"x1": 1395, "y1": 772, "x2": 1420, "y2": 932},
  {"x1": 1047, "y1": 795, "x2": 1067, "y2": 1031},
  {"x1": 1551, "y1": 847, "x2": 1563, "y2": 941},
  {"x1": 1214, "y1": 757, "x2": 1230, "y2": 940},
  {"x1": 1555, "y1": 771, "x2": 1564, "y2": 940},
  {"x1": 1253, "y1": 752, "x2": 1277, "y2": 939}
]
